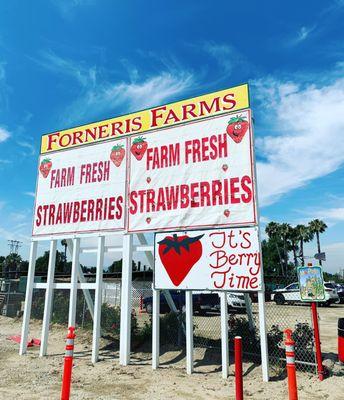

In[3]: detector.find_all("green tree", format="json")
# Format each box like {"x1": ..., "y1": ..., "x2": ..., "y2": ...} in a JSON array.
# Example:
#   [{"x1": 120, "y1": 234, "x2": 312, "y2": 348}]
[
  {"x1": 61, "y1": 239, "x2": 68, "y2": 273},
  {"x1": 309, "y1": 219, "x2": 327, "y2": 266},
  {"x1": 265, "y1": 222, "x2": 284, "y2": 275},
  {"x1": 107, "y1": 259, "x2": 137, "y2": 273},
  {"x1": 261, "y1": 239, "x2": 282, "y2": 276},
  {"x1": 0, "y1": 256, "x2": 5, "y2": 275},
  {"x1": 288, "y1": 227, "x2": 299, "y2": 268},
  {"x1": 279, "y1": 223, "x2": 291, "y2": 275},
  {"x1": 35, "y1": 250, "x2": 71, "y2": 274},
  {"x1": 295, "y1": 224, "x2": 313, "y2": 266}
]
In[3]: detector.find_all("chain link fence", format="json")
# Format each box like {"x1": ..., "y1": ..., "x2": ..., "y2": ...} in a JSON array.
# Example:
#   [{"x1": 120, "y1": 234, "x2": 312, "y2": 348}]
[{"x1": 17, "y1": 274, "x2": 318, "y2": 377}]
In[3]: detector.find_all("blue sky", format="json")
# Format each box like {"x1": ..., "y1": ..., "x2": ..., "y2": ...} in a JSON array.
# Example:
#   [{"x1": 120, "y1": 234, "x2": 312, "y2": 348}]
[{"x1": 0, "y1": 0, "x2": 344, "y2": 273}]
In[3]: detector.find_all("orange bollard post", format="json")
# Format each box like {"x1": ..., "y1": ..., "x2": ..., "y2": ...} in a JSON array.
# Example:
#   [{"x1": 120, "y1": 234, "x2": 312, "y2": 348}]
[
  {"x1": 284, "y1": 329, "x2": 298, "y2": 400},
  {"x1": 234, "y1": 336, "x2": 243, "y2": 400},
  {"x1": 61, "y1": 326, "x2": 76, "y2": 400}
]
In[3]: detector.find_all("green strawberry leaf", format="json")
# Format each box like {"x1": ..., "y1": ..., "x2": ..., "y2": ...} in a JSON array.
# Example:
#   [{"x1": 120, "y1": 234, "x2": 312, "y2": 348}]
[
  {"x1": 111, "y1": 144, "x2": 124, "y2": 151},
  {"x1": 133, "y1": 136, "x2": 145, "y2": 144},
  {"x1": 41, "y1": 158, "x2": 51, "y2": 164}
]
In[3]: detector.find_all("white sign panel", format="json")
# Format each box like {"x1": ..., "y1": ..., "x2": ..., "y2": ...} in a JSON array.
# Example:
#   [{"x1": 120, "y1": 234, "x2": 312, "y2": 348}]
[
  {"x1": 154, "y1": 227, "x2": 262, "y2": 291},
  {"x1": 128, "y1": 110, "x2": 256, "y2": 233},
  {"x1": 33, "y1": 139, "x2": 127, "y2": 236}
]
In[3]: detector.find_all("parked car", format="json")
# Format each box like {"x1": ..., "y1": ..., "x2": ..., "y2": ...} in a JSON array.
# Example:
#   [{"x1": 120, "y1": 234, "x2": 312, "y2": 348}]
[
  {"x1": 335, "y1": 284, "x2": 344, "y2": 304},
  {"x1": 272, "y1": 282, "x2": 339, "y2": 306},
  {"x1": 333, "y1": 283, "x2": 344, "y2": 303},
  {"x1": 143, "y1": 290, "x2": 219, "y2": 315},
  {"x1": 143, "y1": 290, "x2": 246, "y2": 315},
  {"x1": 214, "y1": 292, "x2": 246, "y2": 313}
]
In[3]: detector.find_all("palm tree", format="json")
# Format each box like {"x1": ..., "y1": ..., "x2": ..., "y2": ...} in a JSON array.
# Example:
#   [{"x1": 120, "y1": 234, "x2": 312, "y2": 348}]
[
  {"x1": 309, "y1": 219, "x2": 327, "y2": 266},
  {"x1": 265, "y1": 222, "x2": 284, "y2": 275},
  {"x1": 61, "y1": 239, "x2": 68, "y2": 273},
  {"x1": 288, "y1": 227, "x2": 299, "y2": 268},
  {"x1": 279, "y1": 223, "x2": 291, "y2": 275},
  {"x1": 295, "y1": 224, "x2": 313, "y2": 266}
]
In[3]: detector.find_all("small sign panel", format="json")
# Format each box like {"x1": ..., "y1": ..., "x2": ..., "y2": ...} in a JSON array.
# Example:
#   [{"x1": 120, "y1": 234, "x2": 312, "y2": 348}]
[
  {"x1": 154, "y1": 227, "x2": 262, "y2": 291},
  {"x1": 128, "y1": 110, "x2": 256, "y2": 232},
  {"x1": 33, "y1": 139, "x2": 127, "y2": 236},
  {"x1": 298, "y1": 266, "x2": 325, "y2": 302}
]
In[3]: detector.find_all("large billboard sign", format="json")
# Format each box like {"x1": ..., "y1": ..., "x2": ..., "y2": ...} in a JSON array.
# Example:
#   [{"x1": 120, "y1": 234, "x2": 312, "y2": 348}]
[
  {"x1": 33, "y1": 139, "x2": 127, "y2": 236},
  {"x1": 154, "y1": 227, "x2": 262, "y2": 291},
  {"x1": 34, "y1": 83, "x2": 254, "y2": 237},
  {"x1": 128, "y1": 110, "x2": 256, "y2": 232}
]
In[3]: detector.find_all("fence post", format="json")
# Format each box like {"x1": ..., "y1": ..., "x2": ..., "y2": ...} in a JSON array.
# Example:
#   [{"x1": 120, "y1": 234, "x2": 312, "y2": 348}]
[
  {"x1": 40, "y1": 239, "x2": 57, "y2": 357},
  {"x1": 311, "y1": 302, "x2": 324, "y2": 381},
  {"x1": 19, "y1": 240, "x2": 38, "y2": 355},
  {"x1": 61, "y1": 326, "x2": 76, "y2": 400},
  {"x1": 152, "y1": 287, "x2": 160, "y2": 370},
  {"x1": 119, "y1": 234, "x2": 133, "y2": 366},
  {"x1": 92, "y1": 236, "x2": 105, "y2": 364},
  {"x1": 235, "y1": 336, "x2": 243, "y2": 400},
  {"x1": 185, "y1": 290, "x2": 193, "y2": 374},
  {"x1": 258, "y1": 290, "x2": 269, "y2": 382},
  {"x1": 68, "y1": 238, "x2": 80, "y2": 327},
  {"x1": 284, "y1": 329, "x2": 298, "y2": 400},
  {"x1": 220, "y1": 292, "x2": 229, "y2": 378}
]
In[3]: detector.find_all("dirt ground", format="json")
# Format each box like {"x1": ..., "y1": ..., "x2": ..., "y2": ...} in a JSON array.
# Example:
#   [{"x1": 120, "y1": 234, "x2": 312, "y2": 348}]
[{"x1": 0, "y1": 311, "x2": 343, "y2": 400}]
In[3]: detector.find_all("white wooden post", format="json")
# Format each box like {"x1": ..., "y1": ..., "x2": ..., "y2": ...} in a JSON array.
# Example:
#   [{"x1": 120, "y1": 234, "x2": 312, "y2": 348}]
[
  {"x1": 39, "y1": 240, "x2": 57, "y2": 357},
  {"x1": 92, "y1": 236, "x2": 105, "y2": 364},
  {"x1": 244, "y1": 293, "x2": 255, "y2": 331},
  {"x1": 119, "y1": 234, "x2": 133, "y2": 366},
  {"x1": 68, "y1": 238, "x2": 80, "y2": 327},
  {"x1": 66, "y1": 238, "x2": 95, "y2": 320},
  {"x1": 19, "y1": 240, "x2": 37, "y2": 355},
  {"x1": 185, "y1": 291, "x2": 193, "y2": 374},
  {"x1": 152, "y1": 287, "x2": 160, "y2": 369},
  {"x1": 258, "y1": 290, "x2": 269, "y2": 382},
  {"x1": 220, "y1": 292, "x2": 229, "y2": 378}
]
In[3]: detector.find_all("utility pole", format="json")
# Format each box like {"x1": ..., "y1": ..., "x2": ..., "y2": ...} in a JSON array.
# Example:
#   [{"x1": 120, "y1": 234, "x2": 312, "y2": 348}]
[{"x1": 8, "y1": 240, "x2": 22, "y2": 254}]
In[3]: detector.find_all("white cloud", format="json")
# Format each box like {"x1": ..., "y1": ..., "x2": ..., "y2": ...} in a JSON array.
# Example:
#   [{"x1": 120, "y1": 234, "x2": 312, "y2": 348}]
[
  {"x1": 17, "y1": 140, "x2": 36, "y2": 156},
  {"x1": 37, "y1": 50, "x2": 97, "y2": 88},
  {"x1": 63, "y1": 69, "x2": 195, "y2": 125},
  {"x1": 0, "y1": 126, "x2": 10, "y2": 142},
  {"x1": 36, "y1": 51, "x2": 195, "y2": 125},
  {"x1": 292, "y1": 26, "x2": 316, "y2": 44},
  {"x1": 202, "y1": 42, "x2": 245, "y2": 75},
  {"x1": 310, "y1": 207, "x2": 344, "y2": 222},
  {"x1": 24, "y1": 191, "x2": 35, "y2": 198},
  {"x1": 51, "y1": 0, "x2": 95, "y2": 19},
  {"x1": 253, "y1": 74, "x2": 344, "y2": 206}
]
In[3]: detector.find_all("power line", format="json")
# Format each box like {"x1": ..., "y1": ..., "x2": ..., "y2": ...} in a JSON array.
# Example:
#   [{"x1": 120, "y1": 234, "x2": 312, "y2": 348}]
[{"x1": 7, "y1": 240, "x2": 22, "y2": 254}]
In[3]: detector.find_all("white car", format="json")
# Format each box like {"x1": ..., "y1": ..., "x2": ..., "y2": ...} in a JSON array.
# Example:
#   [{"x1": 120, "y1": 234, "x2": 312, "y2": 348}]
[
  {"x1": 214, "y1": 292, "x2": 246, "y2": 312},
  {"x1": 272, "y1": 282, "x2": 339, "y2": 306}
]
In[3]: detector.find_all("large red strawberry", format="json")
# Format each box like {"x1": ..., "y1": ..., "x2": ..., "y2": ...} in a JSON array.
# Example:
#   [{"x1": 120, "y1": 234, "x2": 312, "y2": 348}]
[
  {"x1": 110, "y1": 144, "x2": 125, "y2": 167},
  {"x1": 39, "y1": 158, "x2": 52, "y2": 178},
  {"x1": 158, "y1": 234, "x2": 204, "y2": 286},
  {"x1": 226, "y1": 114, "x2": 249, "y2": 143},
  {"x1": 130, "y1": 136, "x2": 147, "y2": 160}
]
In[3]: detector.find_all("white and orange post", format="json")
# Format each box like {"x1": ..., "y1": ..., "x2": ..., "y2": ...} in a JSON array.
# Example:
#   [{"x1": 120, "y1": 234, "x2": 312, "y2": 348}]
[
  {"x1": 284, "y1": 329, "x2": 298, "y2": 400},
  {"x1": 61, "y1": 326, "x2": 76, "y2": 400}
]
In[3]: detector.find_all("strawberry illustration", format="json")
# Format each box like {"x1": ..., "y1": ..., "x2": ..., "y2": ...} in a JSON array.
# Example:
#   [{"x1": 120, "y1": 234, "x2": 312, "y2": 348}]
[
  {"x1": 110, "y1": 144, "x2": 125, "y2": 167},
  {"x1": 226, "y1": 114, "x2": 249, "y2": 143},
  {"x1": 130, "y1": 136, "x2": 148, "y2": 160},
  {"x1": 158, "y1": 234, "x2": 204, "y2": 286},
  {"x1": 39, "y1": 158, "x2": 52, "y2": 178}
]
